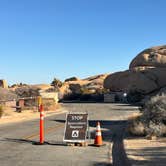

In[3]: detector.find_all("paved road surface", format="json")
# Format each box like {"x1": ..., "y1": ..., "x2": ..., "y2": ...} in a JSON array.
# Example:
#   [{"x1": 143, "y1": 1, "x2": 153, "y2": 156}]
[{"x1": 0, "y1": 103, "x2": 139, "y2": 166}]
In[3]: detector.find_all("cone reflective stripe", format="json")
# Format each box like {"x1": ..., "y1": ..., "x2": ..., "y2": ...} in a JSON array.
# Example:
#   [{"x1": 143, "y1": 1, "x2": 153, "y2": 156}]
[
  {"x1": 39, "y1": 104, "x2": 44, "y2": 144},
  {"x1": 96, "y1": 124, "x2": 101, "y2": 131},
  {"x1": 94, "y1": 121, "x2": 103, "y2": 146},
  {"x1": 95, "y1": 132, "x2": 102, "y2": 136}
]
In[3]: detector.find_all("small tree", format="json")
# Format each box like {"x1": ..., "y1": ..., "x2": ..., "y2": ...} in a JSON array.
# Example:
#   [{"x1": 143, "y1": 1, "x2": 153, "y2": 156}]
[{"x1": 51, "y1": 78, "x2": 63, "y2": 90}]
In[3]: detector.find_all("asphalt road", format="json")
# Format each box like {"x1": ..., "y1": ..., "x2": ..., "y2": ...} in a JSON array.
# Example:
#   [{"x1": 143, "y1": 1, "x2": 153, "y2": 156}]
[{"x1": 0, "y1": 103, "x2": 140, "y2": 166}]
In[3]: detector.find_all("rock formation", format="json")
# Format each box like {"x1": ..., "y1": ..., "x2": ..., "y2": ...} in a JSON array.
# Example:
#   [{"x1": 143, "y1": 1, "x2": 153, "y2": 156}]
[
  {"x1": 59, "y1": 74, "x2": 108, "y2": 100},
  {"x1": 104, "y1": 45, "x2": 166, "y2": 95},
  {"x1": 130, "y1": 45, "x2": 166, "y2": 68},
  {"x1": 0, "y1": 80, "x2": 8, "y2": 88}
]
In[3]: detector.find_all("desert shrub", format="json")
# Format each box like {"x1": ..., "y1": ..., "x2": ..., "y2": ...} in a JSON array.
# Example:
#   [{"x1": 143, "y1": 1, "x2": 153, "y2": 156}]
[
  {"x1": 129, "y1": 94, "x2": 166, "y2": 137},
  {"x1": 51, "y1": 78, "x2": 63, "y2": 90},
  {"x1": 42, "y1": 99, "x2": 60, "y2": 111},
  {"x1": 10, "y1": 83, "x2": 28, "y2": 88},
  {"x1": 0, "y1": 105, "x2": 3, "y2": 118},
  {"x1": 65, "y1": 77, "x2": 78, "y2": 82},
  {"x1": 141, "y1": 94, "x2": 166, "y2": 136},
  {"x1": 128, "y1": 115, "x2": 146, "y2": 136}
]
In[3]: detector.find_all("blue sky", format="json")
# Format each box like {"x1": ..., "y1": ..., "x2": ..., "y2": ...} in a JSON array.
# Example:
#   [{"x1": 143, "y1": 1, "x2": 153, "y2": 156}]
[{"x1": 0, "y1": 0, "x2": 166, "y2": 85}]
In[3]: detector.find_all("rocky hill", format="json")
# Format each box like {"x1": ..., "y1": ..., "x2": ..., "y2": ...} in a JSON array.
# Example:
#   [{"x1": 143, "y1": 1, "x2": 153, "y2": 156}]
[
  {"x1": 104, "y1": 45, "x2": 166, "y2": 98},
  {"x1": 59, "y1": 74, "x2": 109, "y2": 101}
]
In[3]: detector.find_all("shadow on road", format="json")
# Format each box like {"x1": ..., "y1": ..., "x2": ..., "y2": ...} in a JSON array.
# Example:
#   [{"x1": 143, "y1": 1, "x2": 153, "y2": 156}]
[
  {"x1": 54, "y1": 119, "x2": 132, "y2": 166},
  {"x1": 2, "y1": 138, "x2": 67, "y2": 146},
  {"x1": 127, "y1": 146, "x2": 166, "y2": 166},
  {"x1": 2, "y1": 138, "x2": 36, "y2": 144}
]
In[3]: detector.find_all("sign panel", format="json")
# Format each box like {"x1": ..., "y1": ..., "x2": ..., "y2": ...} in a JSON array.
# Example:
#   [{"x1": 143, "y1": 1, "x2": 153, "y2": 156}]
[{"x1": 63, "y1": 113, "x2": 88, "y2": 142}]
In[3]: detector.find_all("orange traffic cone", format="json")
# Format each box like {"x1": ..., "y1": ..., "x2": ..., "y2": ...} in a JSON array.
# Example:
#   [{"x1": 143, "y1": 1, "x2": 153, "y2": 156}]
[{"x1": 94, "y1": 121, "x2": 103, "y2": 146}]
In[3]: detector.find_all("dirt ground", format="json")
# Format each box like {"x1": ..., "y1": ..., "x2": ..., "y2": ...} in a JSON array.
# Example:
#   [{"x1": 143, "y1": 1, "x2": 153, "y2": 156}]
[
  {"x1": 124, "y1": 137, "x2": 166, "y2": 166},
  {"x1": 0, "y1": 106, "x2": 66, "y2": 125}
]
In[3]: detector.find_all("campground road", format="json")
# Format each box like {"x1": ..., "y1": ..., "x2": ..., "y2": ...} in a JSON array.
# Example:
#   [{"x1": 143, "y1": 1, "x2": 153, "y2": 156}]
[{"x1": 0, "y1": 103, "x2": 140, "y2": 166}]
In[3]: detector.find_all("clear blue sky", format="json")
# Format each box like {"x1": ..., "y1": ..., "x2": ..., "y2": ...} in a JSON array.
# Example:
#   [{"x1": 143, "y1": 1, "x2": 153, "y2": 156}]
[{"x1": 0, "y1": 0, "x2": 166, "y2": 85}]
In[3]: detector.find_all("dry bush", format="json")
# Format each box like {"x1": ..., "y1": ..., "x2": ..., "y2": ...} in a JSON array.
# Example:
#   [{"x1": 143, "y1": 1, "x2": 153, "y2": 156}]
[
  {"x1": 142, "y1": 94, "x2": 166, "y2": 137},
  {"x1": 128, "y1": 94, "x2": 166, "y2": 137},
  {"x1": 128, "y1": 114, "x2": 145, "y2": 136},
  {"x1": 42, "y1": 99, "x2": 60, "y2": 111}
]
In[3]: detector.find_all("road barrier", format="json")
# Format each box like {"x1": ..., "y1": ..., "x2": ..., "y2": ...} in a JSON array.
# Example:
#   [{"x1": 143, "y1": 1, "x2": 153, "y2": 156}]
[
  {"x1": 39, "y1": 104, "x2": 45, "y2": 144},
  {"x1": 36, "y1": 96, "x2": 45, "y2": 145}
]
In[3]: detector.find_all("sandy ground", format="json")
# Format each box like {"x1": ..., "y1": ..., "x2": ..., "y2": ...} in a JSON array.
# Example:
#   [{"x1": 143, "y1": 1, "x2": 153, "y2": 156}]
[
  {"x1": 124, "y1": 137, "x2": 166, "y2": 166},
  {"x1": 0, "y1": 106, "x2": 67, "y2": 125}
]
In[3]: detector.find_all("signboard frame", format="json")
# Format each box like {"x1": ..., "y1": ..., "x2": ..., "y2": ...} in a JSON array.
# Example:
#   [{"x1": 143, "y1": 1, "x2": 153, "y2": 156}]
[{"x1": 63, "y1": 112, "x2": 89, "y2": 143}]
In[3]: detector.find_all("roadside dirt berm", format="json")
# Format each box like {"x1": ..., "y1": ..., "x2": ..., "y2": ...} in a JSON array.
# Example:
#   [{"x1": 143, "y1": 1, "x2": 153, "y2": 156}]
[{"x1": 94, "y1": 121, "x2": 103, "y2": 146}]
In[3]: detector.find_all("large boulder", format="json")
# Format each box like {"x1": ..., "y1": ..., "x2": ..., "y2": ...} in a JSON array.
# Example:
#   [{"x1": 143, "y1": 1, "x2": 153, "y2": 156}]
[
  {"x1": 104, "y1": 68, "x2": 166, "y2": 94},
  {"x1": 104, "y1": 45, "x2": 166, "y2": 95},
  {"x1": 130, "y1": 45, "x2": 166, "y2": 68}
]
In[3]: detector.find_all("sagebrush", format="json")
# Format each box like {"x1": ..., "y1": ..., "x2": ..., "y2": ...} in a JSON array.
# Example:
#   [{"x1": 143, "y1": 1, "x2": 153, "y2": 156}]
[
  {"x1": 129, "y1": 94, "x2": 166, "y2": 137},
  {"x1": 142, "y1": 94, "x2": 166, "y2": 136}
]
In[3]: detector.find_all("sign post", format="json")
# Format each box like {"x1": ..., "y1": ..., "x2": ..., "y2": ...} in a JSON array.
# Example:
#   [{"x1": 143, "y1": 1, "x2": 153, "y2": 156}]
[{"x1": 63, "y1": 112, "x2": 88, "y2": 143}]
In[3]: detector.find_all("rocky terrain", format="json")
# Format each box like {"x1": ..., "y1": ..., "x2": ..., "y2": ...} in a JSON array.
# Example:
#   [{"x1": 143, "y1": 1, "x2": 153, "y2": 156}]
[
  {"x1": 0, "y1": 87, "x2": 17, "y2": 101},
  {"x1": 104, "y1": 45, "x2": 166, "y2": 98},
  {"x1": 59, "y1": 74, "x2": 108, "y2": 101}
]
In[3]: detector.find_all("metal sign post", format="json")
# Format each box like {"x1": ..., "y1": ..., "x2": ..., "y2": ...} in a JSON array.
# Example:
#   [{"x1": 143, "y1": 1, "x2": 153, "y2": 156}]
[{"x1": 63, "y1": 112, "x2": 88, "y2": 143}]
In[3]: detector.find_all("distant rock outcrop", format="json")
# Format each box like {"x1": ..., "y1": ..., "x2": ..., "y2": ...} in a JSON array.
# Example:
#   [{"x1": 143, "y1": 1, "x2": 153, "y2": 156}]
[
  {"x1": 104, "y1": 45, "x2": 166, "y2": 95},
  {"x1": 59, "y1": 74, "x2": 108, "y2": 100}
]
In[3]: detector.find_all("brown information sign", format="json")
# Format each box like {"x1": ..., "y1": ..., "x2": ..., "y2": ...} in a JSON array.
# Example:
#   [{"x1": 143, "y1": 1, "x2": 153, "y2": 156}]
[{"x1": 63, "y1": 113, "x2": 88, "y2": 142}]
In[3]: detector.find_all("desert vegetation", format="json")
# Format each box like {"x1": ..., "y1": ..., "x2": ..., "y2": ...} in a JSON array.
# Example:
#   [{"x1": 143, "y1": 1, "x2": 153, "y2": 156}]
[
  {"x1": 51, "y1": 78, "x2": 63, "y2": 90},
  {"x1": 129, "y1": 94, "x2": 166, "y2": 137}
]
